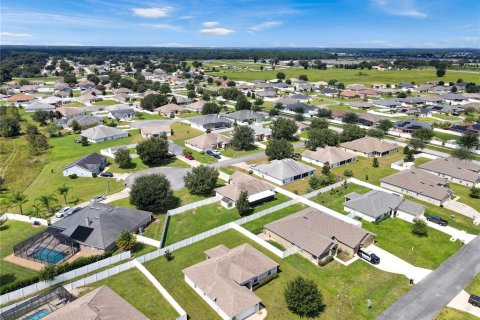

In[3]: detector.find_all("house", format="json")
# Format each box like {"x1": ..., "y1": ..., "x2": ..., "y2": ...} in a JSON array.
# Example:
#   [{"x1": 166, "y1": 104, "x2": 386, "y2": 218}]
[
  {"x1": 321, "y1": 88, "x2": 339, "y2": 96},
  {"x1": 106, "y1": 105, "x2": 135, "y2": 121},
  {"x1": 81, "y1": 125, "x2": 128, "y2": 143},
  {"x1": 440, "y1": 93, "x2": 468, "y2": 105},
  {"x1": 42, "y1": 286, "x2": 148, "y2": 320},
  {"x1": 419, "y1": 95, "x2": 444, "y2": 105},
  {"x1": 419, "y1": 157, "x2": 480, "y2": 187},
  {"x1": 394, "y1": 120, "x2": 431, "y2": 133},
  {"x1": 56, "y1": 106, "x2": 85, "y2": 119},
  {"x1": 357, "y1": 113, "x2": 385, "y2": 127},
  {"x1": 264, "y1": 207, "x2": 375, "y2": 264},
  {"x1": 62, "y1": 153, "x2": 107, "y2": 177},
  {"x1": 49, "y1": 203, "x2": 151, "y2": 252},
  {"x1": 340, "y1": 90, "x2": 361, "y2": 99},
  {"x1": 284, "y1": 102, "x2": 317, "y2": 114},
  {"x1": 400, "y1": 97, "x2": 424, "y2": 107},
  {"x1": 380, "y1": 169, "x2": 452, "y2": 206},
  {"x1": 256, "y1": 90, "x2": 277, "y2": 98},
  {"x1": 186, "y1": 100, "x2": 206, "y2": 112},
  {"x1": 330, "y1": 109, "x2": 350, "y2": 120},
  {"x1": 7, "y1": 93, "x2": 35, "y2": 105},
  {"x1": 140, "y1": 124, "x2": 171, "y2": 138},
  {"x1": 275, "y1": 97, "x2": 299, "y2": 106},
  {"x1": 185, "y1": 132, "x2": 232, "y2": 152},
  {"x1": 188, "y1": 115, "x2": 232, "y2": 131},
  {"x1": 344, "y1": 190, "x2": 425, "y2": 222},
  {"x1": 113, "y1": 87, "x2": 133, "y2": 95},
  {"x1": 155, "y1": 103, "x2": 188, "y2": 117},
  {"x1": 347, "y1": 84, "x2": 366, "y2": 91},
  {"x1": 450, "y1": 123, "x2": 480, "y2": 136},
  {"x1": 251, "y1": 158, "x2": 315, "y2": 185},
  {"x1": 373, "y1": 100, "x2": 402, "y2": 109},
  {"x1": 251, "y1": 124, "x2": 272, "y2": 141},
  {"x1": 215, "y1": 172, "x2": 275, "y2": 209},
  {"x1": 66, "y1": 115, "x2": 103, "y2": 129},
  {"x1": 349, "y1": 101, "x2": 373, "y2": 110},
  {"x1": 224, "y1": 110, "x2": 265, "y2": 123},
  {"x1": 24, "y1": 101, "x2": 56, "y2": 112},
  {"x1": 397, "y1": 82, "x2": 415, "y2": 91},
  {"x1": 426, "y1": 104, "x2": 462, "y2": 114},
  {"x1": 183, "y1": 244, "x2": 279, "y2": 320},
  {"x1": 289, "y1": 93, "x2": 311, "y2": 102},
  {"x1": 340, "y1": 137, "x2": 398, "y2": 157},
  {"x1": 302, "y1": 146, "x2": 357, "y2": 168}
]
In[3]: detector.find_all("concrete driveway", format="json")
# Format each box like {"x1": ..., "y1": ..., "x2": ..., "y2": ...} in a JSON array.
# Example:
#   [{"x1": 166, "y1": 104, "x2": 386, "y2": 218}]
[
  {"x1": 443, "y1": 198, "x2": 480, "y2": 222},
  {"x1": 364, "y1": 245, "x2": 432, "y2": 283},
  {"x1": 447, "y1": 290, "x2": 480, "y2": 318},
  {"x1": 125, "y1": 167, "x2": 191, "y2": 190}
]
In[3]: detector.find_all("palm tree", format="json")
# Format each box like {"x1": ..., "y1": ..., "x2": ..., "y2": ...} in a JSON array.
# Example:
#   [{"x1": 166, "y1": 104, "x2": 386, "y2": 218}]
[
  {"x1": 31, "y1": 203, "x2": 43, "y2": 218},
  {"x1": 36, "y1": 195, "x2": 58, "y2": 215},
  {"x1": 10, "y1": 192, "x2": 28, "y2": 215},
  {"x1": 116, "y1": 230, "x2": 137, "y2": 251},
  {"x1": 57, "y1": 184, "x2": 71, "y2": 205}
]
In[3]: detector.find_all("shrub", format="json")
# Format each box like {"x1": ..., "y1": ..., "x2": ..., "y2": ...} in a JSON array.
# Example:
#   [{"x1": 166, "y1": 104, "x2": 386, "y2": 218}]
[
  {"x1": 284, "y1": 276, "x2": 325, "y2": 317},
  {"x1": 343, "y1": 169, "x2": 353, "y2": 177},
  {"x1": 412, "y1": 218, "x2": 428, "y2": 237},
  {"x1": 469, "y1": 187, "x2": 480, "y2": 199},
  {"x1": 39, "y1": 265, "x2": 57, "y2": 281},
  {"x1": 69, "y1": 174, "x2": 78, "y2": 179}
]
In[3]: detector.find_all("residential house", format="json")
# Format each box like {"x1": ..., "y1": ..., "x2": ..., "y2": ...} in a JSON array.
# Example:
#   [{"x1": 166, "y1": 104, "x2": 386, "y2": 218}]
[
  {"x1": 256, "y1": 90, "x2": 277, "y2": 99},
  {"x1": 440, "y1": 93, "x2": 468, "y2": 105},
  {"x1": 340, "y1": 90, "x2": 361, "y2": 99},
  {"x1": 224, "y1": 110, "x2": 266, "y2": 123},
  {"x1": 185, "y1": 132, "x2": 232, "y2": 152},
  {"x1": 394, "y1": 120, "x2": 431, "y2": 133},
  {"x1": 62, "y1": 153, "x2": 107, "y2": 177},
  {"x1": 155, "y1": 103, "x2": 188, "y2": 117},
  {"x1": 66, "y1": 115, "x2": 103, "y2": 129},
  {"x1": 106, "y1": 105, "x2": 135, "y2": 121},
  {"x1": 56, "y1": 106, "x2": 85, "y2": 119},
  {"x1": 349, "y1": 101, "x2": 373, "y2": 110},
  {"x1": 140, "y1": 124, "x2": 171, "y2": 138},
  {"x1": 81, "y1": 125, "x2": 128, "y2": 143},
  {"x1": 7, "y1": 93, "x2": 35, "y2": 105},
  {"x1": 344, "y1": 190, "x2": 425, "y2": 222},
  {"x1": 264, "y1": 208, "x2": 375, "y2": 264},
  {"x1": 329, "y1": 109, "x2": 350, "y2": 120},
  {"x1": 357, "y1": 113, "x2": 385, "y2": 127},
  {"x1": 301, "y1": 146, "x2": 357, "y2": 168},
  {"x1": 450, "y1": 123, "x2": 480, "y2": 136},
  {"x1": 380, "y1": 169, "x2": 452, "y2": 206},
  {"x1": 321, "y1": 88, "x2": 339, "y2": 97},
  {"x1": 419, "y1": 157, "x2": 480, "y2": 187},
  {"x1": 186, "y1": 100, "x2": 206, "y2": 112},
  {"x1": 289, "y1": 93, "x2": 311, "y2": 102},
  {"x1": 340, "y1": 137, "x2": 398, "y2": 157},
  {"x1": 284, "y1": 102, "x2": 317, "y2": 114},
  {"x1": 24, "y1": 101, "x2": 56, "y2": 113},
  {"x1": 251, "y1": 158, "x2": 315, "y2": 185},
  {"x1": 373, "y1": 100, "x2": 402, "y2": 109},
  {"x1": 399, "y1": 97, "x2": 424, "y2": 107},
  {"x1": 188, "y1": 115, "x2": 232, "y2": 131},
  {"x1": 251, "y1": 124, "x2": 272, "y2": 141},
  {"x1": 419, "y1": 95, "x2": 444, "y2": 105}
]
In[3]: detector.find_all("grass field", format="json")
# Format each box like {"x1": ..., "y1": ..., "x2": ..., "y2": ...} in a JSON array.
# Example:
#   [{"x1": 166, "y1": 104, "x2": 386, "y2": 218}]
[
  {"x1": 207, "y1": 68, "x2": 480, "y2": 85},
  {"x1": 466, "y1": 273, "x2": 480, "y2": 296},
  {"x1": 221, "y1": 146, "x2": 261, "y2": 158},
  {"x1": 78, "y1": 268, "x2": 178, "y2": 320},
  {"x1": 92, "y1": 100, "x2": 118, "y2": 106},
  {"x1": 0, "y1": 220, "x2": 46, "y2": 289},
  {"x1": 311, "y1": 183, "x2": 372, "y2": 212},
  {"x1": 450, "y1": 184, "x2": 480, "y2": 211},
  {"x1": 434, "y1": 308, "x2": 479, "y2": 320},
  {"x1": 64, "y1": 101, "x2": 86, "y2": 107},
  {"x1": 144, "y1": 228, "x2": 411, "y2": 320}
]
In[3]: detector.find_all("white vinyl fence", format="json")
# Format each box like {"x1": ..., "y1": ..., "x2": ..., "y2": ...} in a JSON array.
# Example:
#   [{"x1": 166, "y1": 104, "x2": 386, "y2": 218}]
[
  {"x1": 137, "y1": 235, "x2": 161, "y2": 248},
  {"x1": 0, "y1": 213, "x2": 48, "y2": 226},
  {"x1": 0, "y1": 252, "x2": 131, "y2": 305},
  {"x1": 167, "y1": 196, "x2": 220, "y2": 216}
]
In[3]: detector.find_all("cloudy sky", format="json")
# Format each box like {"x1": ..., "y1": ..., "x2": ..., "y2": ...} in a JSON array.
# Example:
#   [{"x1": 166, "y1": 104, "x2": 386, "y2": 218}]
[{"x1": 1, "y1": 0, "x2": 479, "y2": 48}]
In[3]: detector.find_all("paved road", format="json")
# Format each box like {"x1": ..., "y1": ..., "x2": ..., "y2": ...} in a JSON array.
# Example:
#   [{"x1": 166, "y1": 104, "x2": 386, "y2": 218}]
[
  {"x1": 125, "y1": 167, "x2": 191, "y2": 190},
  {"x1": 376, "y1": 236, "x2": 480, "y2": 320}
]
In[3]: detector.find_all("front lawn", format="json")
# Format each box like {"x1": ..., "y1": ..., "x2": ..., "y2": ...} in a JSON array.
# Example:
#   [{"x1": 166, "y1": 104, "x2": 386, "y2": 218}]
[
  {"x1": 0, "y1": 220, "x2": 46, "y2": 290},
  {"x1": 450, "y1": 184, "x2": 480, "y2": 211},
  {"x1": 184, "y1": 148, "x2": 218, "y2": 164},
  {"x1": 221, "y1": 146, "x2": 261, "y2": 158},
  {"x1": 164, "y1": 193, "x2": 291, "y2": 245},
  {"x1": 92, "y1": 99, "x2": 118, "y2": 106},
  {"x1": 465, "y1": 273, "x2": 480, "y2": 296},
  {"x1": 107, "y1": 156, "x2": 190, "y2": 174},
  {"x1": 311, "y1": 183, "x2": 372, "y2": 213},
  {"x1": 144, "y1": 229, "x2": 411, "y2": 320},
  {"x1": 169, "y1": 122, "x2": 203, "y2": 146}
]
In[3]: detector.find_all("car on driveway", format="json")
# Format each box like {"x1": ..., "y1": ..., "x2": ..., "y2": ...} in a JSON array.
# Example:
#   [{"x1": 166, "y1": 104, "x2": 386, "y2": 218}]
[
  {"x1": 90, "y1": 195, "x2": 106, "y2": 204},
  {"x1": 100, "y1": 172, "x2": 114, "y2": 177},
  {"x1": 55, "y1": 207, "x2": 74, "y2": 218},
  {"x1": 206, "y1": 150, "x2": 221, "y2": 159},
  {"x1": 469, "y1": 294, "x2": 480, "y2": 307},
  {"x1": 358, "y1": 249, "x2": 380, "y2": 264},
  {"x1": 292, "y1": 153, "x2": 301, "y2": 159},
  {"x1": 425, "y1": 214, "x2": 448, "y2": 226},
  {"x1": 184, "y1": 153, "x2": 195, "y2": 160}
]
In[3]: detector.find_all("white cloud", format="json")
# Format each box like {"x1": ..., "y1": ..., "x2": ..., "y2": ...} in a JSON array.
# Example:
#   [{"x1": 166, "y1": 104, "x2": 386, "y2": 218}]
[
  {"x1": 202, "y1": 21, "x2": 219, "y2": 27},
  {"x1": 180, "y1": 15, "x2": 194, "y2": 20},
  {"x1": 0, "y1": 32, "x2": 32, "y2": 38},
  {"x1": 371, "y1": 0, "x2": 426, "y2": 18},
  {"x1": 248, "y1": 21, "x2": 282, "y2": 32},
  {"x1": 200, "y1": 28, "x2": 234, "y2": 35},
  {"x1": 143, "y1": 23, "x2": 181, "y2": 31},
  {"x1": 132, "y1": 7, "x2": 172, "y2": 18}
]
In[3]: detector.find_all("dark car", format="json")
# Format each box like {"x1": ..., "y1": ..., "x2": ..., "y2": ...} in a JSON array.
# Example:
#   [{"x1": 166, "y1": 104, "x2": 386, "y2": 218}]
[
  {"x1": 468, "y1": 294, "x2": 480, "y2": 307},
  {"x1": 100, "y1": 172, "x2": 114, "y2": 177},
  {"x1": 358, "y1": 249, "x2": 380, "y2": 265},
  {"x1": 184, "y1": 153, "x2": 195, "y2": 160},
  {"x1": 292, "y1": 153, "x2": 301, "y2": 159},
  {"x1": 206, "y1": 150, "x2": 221, "y2": 159},
  {"x1": 425, "y1": 214, "x2": 448, "y2": 226}
]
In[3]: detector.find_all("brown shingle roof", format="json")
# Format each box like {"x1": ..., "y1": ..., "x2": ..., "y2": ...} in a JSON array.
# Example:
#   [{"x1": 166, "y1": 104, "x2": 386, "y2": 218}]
[
  {"x1": 302, "y1": 146, "x2": 356, "y2": 164},
  {"x1": 419, "y1": 157, "x2": 480, "y2": 184},
  {"x1": 340, "y1": 137, "x2": 398, "y2": 154},
  {"x1": 7, "y1": 93, "x2": 35, "y2": 102},
  {"x1": 185, "y1": 132, "x2": 231, "y2": 149}
]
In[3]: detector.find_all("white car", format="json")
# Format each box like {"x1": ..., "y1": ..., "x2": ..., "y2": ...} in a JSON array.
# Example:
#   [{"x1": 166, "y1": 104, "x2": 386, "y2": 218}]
[{"x1": 55, "y1": 207, "x2": 74, "y2": 218}]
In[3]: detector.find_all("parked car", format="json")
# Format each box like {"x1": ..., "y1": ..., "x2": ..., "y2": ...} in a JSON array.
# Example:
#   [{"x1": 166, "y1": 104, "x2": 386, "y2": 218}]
[
  {"x1": 90, "y1": 195, "x2": 106, "y2": 204},
  {"x1": 55, "y1": 207, "x2": 74, "y2": 218},
  {"x1": 468, "y1": 294, "x2": 480, "y2": 307},
  {"x1": 206, "y1": 150, "x2": 221, "y2": 159},
  {"x1": 292, "y1": 153, "x2": 301, "y2": 159},
  {"x1": 357, "y1": 249, "x2": 380, "y2": 264},
  {"x1": 425, "y1": 214, "x2": 448, "y2": 226},
  {"x1": 100, "y1": 172, "x2": 114, "y2": 177},
  {"x1": 184, "y1": 153, "x2": 195, "y2": 160},
  {"x1": 211, "y1": 149, "x2": 221, "y2": 156}
]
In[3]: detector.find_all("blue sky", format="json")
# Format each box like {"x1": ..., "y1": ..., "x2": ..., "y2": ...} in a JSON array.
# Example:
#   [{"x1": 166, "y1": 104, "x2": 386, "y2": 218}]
[{"x1": 1, "y1": 0, "x2": 479, "y2": 48}]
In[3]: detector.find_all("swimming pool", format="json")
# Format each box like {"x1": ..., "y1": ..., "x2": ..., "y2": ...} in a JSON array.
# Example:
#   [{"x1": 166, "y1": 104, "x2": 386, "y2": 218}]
[
  {"x1": 24, "y1": 309, "x2": 49, "y2": 320},
  {"x1": 30, "y1": 247, "x2": 66, "y2": 264}
]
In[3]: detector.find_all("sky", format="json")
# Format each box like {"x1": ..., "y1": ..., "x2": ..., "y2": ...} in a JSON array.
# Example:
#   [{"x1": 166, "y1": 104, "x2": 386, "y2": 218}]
[{"x1": 1, "y1": 0, "x2": 479, "y2": 48}]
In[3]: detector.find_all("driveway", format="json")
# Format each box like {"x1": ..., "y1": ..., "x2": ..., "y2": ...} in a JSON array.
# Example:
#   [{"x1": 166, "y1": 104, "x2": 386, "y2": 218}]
[
  {"x1": 447, "y1": 290, "x2": 480, "y2": 318},
  {"x1": 376, "y1": 236, "x2": 480, "y2": 320},
  {"x1": 443, "y1": 198, "x2": 480, "y2": 222},
  {"x1": 125, "y1": 167, "x2": 191, "y2": 190},
  {"x1": 365, "y1": 245, "x2": 432, "y2": 283}
]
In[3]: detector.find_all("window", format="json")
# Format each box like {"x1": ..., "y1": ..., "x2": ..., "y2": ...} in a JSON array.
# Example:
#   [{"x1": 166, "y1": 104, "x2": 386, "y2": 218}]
[
  {"x1": 253, "y1": 277, "x2": 258, "y2": 284},
  {"x1": 268, "y1": 270, "x2": 272, "y2": 276}
]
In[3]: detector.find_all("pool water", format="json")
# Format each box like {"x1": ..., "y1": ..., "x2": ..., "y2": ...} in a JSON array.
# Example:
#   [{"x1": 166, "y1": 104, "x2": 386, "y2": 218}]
[
  {"x1": 30, "y1": 247, "x2": 66, "y2": 264},
  {"x1": 25, "y1": 309, "x2": 49, "y2": 320}
]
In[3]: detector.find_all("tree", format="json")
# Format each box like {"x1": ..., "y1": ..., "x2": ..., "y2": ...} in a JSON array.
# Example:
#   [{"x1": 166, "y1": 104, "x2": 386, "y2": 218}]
[
  {"x1": 452, "y1": 147, "x2": 475, "y2": 161},
  {"x1": 236, "y1": 191, "x2": 251, "y2": 216},
  {"x1": 184, "y1": 165, "x2": 219, "y2": 196},
  {"x1": 458, "y1": 131, "x2": 479, "y2": 150},
  {"x1": 81, "y1": 136, "x2": 89, "y2": 146},
  {"x1": 10, "y1": 192, "x2": 28, "y2": 215},
  {"x1": 310, "y1": 118, "x2": 329, "y2": 130},
  {"x1": 272, "y1": 117, "x2": 298, "y2": 140},
  {"x1": 265, "y1": 139, "x2": 294, "y2": 160},
  {"x1": 306, "y1": 129, "x2": 339, "y2": 150},
  {"x1": 115, "y1": 148, "x2": 133, "y2": 169},
  {"x1": 201, "y1": 102, "x2": 221, "y2": 115},
  {"x1": 339, "y1": 124, "x2": 366, "y2": 142},
  {"x1": 435, "y1": 63, "x2": 447, "y2": 77},
  {"x1": 412, "y1": 218, "x2": 428, "y2": 237},
  {"x1": 56, "y1": 184, "x2": 71, "y2": 205},
  {"x1": 298, "y1": 74, "x2": 309, "y2": 81},
  {"x1": 0, "y1": 117, "x2": 21, "y2": 137},
  {"x1": 404, "y1": 151, "x2": 415, "y2": 162},
  {"x1": 140, "y1": 94, "x2": 168, "y2": 111},
  {"x1": 231, "y1": 125, "x2": 255, "y2": 150},
  {"x1": 317, "y1": 108, "x2": 332, "y2": 118},
  {"x1": 410, "y1": 128, "x2": 433, "y2": 150},
  {"x1": 130, "y1": 174, "x2": 177, "y2": 212},
  {"x1": 342, "y1": 112, "x2": 358, "y2": 124},
  {"x1": 372, "y1": 157, "x2": 379, "y2": 168},
  {"x1": 36, "y1": 194, "x2": 58, "y2": 215},
  {"x1": 45, "y1": 122, "x2": 61, "y2": 137},
  {"x1": 71, "y1": 120, "x2": 81, "y2": 133},
  {"x1": 136, "y1": 136, "x2": 169, "y2": 165},
  {"x1": 276, "y1": 72, "x2": 286, "y2": 80},
  {"x1": 469, "y1": 187, "x2": 480, "y2": 199},
  {"x1": 39, "y1": 265, "x2": 57, "y2": 281},
  {"x1": 377, "y1": 119, "x2": 394, "y2": 133},
  {"x1": 308, "y1": 175, "x2": 321, "y2": 190},
  {"x1": 284, "y1": 276, "x2": 325, "y2": 318},
  {"x1": 321, "y1": 162, "x2": 330, "y2": 175},
  {"x1": 235, "y1": 94, "x2": 252, "y2": 111},
  {"x1": 26, "y1": 132, "x2": 49, "y2": 155},
  {"x1": 116, "y1": 230, "x2": 137, "y2": 251}
]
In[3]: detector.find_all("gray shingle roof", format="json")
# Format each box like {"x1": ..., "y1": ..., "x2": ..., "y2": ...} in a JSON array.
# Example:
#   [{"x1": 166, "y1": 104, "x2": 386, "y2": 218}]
[
  {"x1": 224, "y1": 110, "x2": 266, "y2": 122},
  {"x1": 253, "y1": 159, "x2": 315, "y2": 180},
  {"x1": 419, "y1": 157, "x2": 480, "y2": 184},
  {"x1": 81, "y1": 125, "x2": 127, "y2": 140},
  {"x1": 63, "y1": 153, "x2": 106, "y2": 172}
]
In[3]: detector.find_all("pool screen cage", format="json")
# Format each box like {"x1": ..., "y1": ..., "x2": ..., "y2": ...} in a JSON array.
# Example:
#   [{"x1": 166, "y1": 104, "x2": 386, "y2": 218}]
[
  {"x1": 0, "y1": 286, "x2": 76, "y2": 320},
  {"x1": 13, "y1": 228, "x2": 80, "y2": 265}
]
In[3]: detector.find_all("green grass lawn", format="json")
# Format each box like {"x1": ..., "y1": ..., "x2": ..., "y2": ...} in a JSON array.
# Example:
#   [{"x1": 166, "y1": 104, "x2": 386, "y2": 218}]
[
  {"x1": 165, "y1": 193, "x2": 291, "y2": 245},
  {"x1": 144, "y1": 228, "x2": 411, "y2": 320},
  {"x1": 413, "y1": 157, "x2": 431, "y2": 167},
  {"x1": 169, "y1": 122, "x2": 203, "y2": 146},
  {"x1": 133, "y1": 112, "x2": 170, "y2": 120},
  {"x1": 14, "y1": 76, "x2": 62, "y2": 82},
  {"x1": 64, "y1": 101, "x2": 86, "y2": 107},
  {"x1": 184, "y1": 148, "x2": 218, "y2": 164},
  {"x1": 433, "y1": 131, "x2": 461, "y2": 142},
  {"x1": 450, "y1": 184, "x2": 480, "y2": 211},
  {"x1": 142, "y1": 214, "x2": 167, "y2": 240},
  {"x1": 434, "y1": 307, "x2": 479, "y2": 320},
  {"x1": 465, "y1": 273, "x2": 480, "y2": 296},
  {"x1": 92, "y1": 100, "x2": 118, "y2": 106},
  {"x1": 221, "y1": 146, "x2": 261, "y2": 158},
  {"x1": 242, "y1": 203, "x2": 306, "y2": 234},
  {"x1": 78, "y1": 268, "x2": 178, "y2": 320},
  {"x1": 107, "y1": 156, "x2": 190, "y2": 174},
  {"x1": 311, "y1": 183, "x2": 372, "y2": 212},
  {"x1": 431, "y1": 113, "x2": 461, "y2": 121},
  {"x1": 176, "y1": 112, "x2": 199, "y2": 118},
  {"x1": 0, "y1": 220, "x2": 46, "y2": 289}
]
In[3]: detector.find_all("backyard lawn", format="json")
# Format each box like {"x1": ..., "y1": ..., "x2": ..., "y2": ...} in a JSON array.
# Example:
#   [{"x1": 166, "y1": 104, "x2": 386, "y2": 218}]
[
  {"x1": 164, "y1": 193, "x2": 291, "y2": 245},
  {"x1": 78, "y1": 268, "x2": 178, "y2": 320},
  {"x1": 169, "y1": 122, "x2": 203, "y2": 146},
  {"x1": 0, "y1": 220, "x2": 46, "y2": 290},
  {"x1": 311, "y1": 183, "x2": 372, "y2": 212},
  {"x1": 144, "y1": 229, "x2": 411, "y2": 320},
  {"x1": 242, "y1": 203, "x2": 306, "y2": 234}
]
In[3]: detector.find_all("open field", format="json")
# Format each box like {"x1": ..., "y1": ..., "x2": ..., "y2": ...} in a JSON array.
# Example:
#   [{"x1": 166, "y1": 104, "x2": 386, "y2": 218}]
[{"x1": 144, "y1": 228, "x2": 411, "y2": 320}]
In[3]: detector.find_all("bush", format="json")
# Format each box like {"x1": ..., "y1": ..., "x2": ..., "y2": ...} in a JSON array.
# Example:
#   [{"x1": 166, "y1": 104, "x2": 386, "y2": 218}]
[
  {"x1": 130, "y1": 173, "x2": 178, "y2": 212},
  {"x1": 69, "y1": 174, "x2": 78, "y2": 179},
  {"x1": 284, "y1": 276, "x2": 325, "y2": 317},
  {"x1": 39, "y1": 265, "x2": 57, "y2": 281},
  {"x1": 343, "y1": 169, "x2": 353, "y2": 177},
  {"x1": 184, "y1": 165, "x2": 219, "y2": 196},
  {"x1": 469, "y1": 187, "x2": 480, "y2": 199},
  {"x1": 318, "y1": 256, "x2": 334, "y2": 267},
  {"x1": 412, "y1": 218, "x2": 428, "y2": 237}
]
